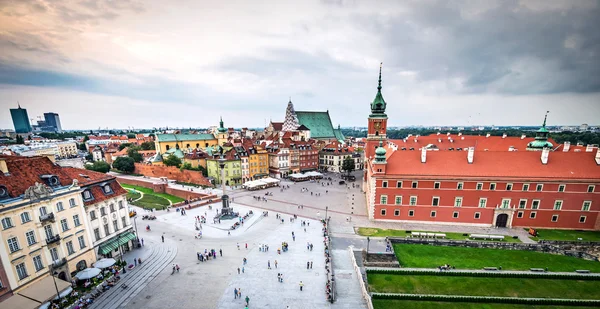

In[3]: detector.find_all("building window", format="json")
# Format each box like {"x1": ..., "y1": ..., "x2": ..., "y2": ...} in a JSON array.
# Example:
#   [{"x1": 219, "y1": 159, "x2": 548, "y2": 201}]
[
  {"x1": 506, "y1": 183, "x2": 513, "y2": 191},
  {"x1": 453, "y1": 211, "x2": 459, "y2": 218},
  {"x1": 380, "y1": 195, "x2": 387, "y2": 205},
  {"x1": 33, "y1": 255, "x2": 44, "y2": 272},
  {"x1": 523, "y1": 184, "x2": 530, "y2": 191},
  {"x1": 73, "y1": 215, "x2": 81, "y2": 227},
  {"x1": 489, "y1": 183, "x2": 496, "y2": 190},
  {"x1": 90, "y1": 211, "x2": 97, "y2": 220},
  {"x1": 78, "y1": 235, "x2": 86, "y2": 249},
  {"x1": 94, "y1": 228, "x2": 101, "y2": 241},
  {"x1": 532, "y1": 200, "x2": 540, "y2": 210},
  {"x1": 382, "y1": 181, "x2": 388, "y2": 188},
  {"x1": 430, "y1": 211, "x2": 436, "y2": 218},
  {"x1": 457, "y1": 182, "x2": 463, "y2": 190},
  {"x1": 408, "y1": 210, "x2": 414, "y2": 217},
  {"x1": 582, "y1": 201, "x2": 591, "y2": 211},
  {"x1": 39, "y1": 206, "x2": 47, "y2": 216},
  {"x1": 394, "y1": 209, "x2": 400, "y2": 216},
  {"x1": 20, "y1": 212, "x2": 31, "y2": 224},
  {"x1": 380, "y1": 209, "x2": 386, "y2": 216},
  {"x1": 530, "y1": 212, "x2": 537, "y2": 219},
  {"x1": 474, "y1": 212, "x2": 481, "y2": 219},
  {"x1": 454, "y1": 197, "x2": 463, "y2": 207},
  {"x1": 7, "y1": 237, "x2": 20, "y2": 253},
  {"x1": 16, "y1": 263, "x2": 28, "y2": 280},
  {"x1": 476, "y1": 183, "x2": 483, "y2": 190},
  {"x1": 501, "y1": 199, "x2": 511, "y2": 209},
  {"x1": 553, "y1": 200, "x2": 563, "y2": 210},
  {"x1": 56, "y1": 202, "x2": 64, "y2": 212},
  {"x1": 588, "y1": 185, "x2": 595, "y2": 193},
  {"x1": 60, "y1": 218, "x2": 69, "y2": 231},
  {"x1": 396, "y1": 181, "x2": 403, "y2": 188},
  {"x1": 412, "y1": 181, "x2": 418, "y2": 189},
  {"x1": 26, "y1": 231, "x2": 36, "y2": 246},
  {"x1": 551, "y1": 215, "x2": 559, "y2": 222},
  {"x1": 479, "y1": 198, "x2": 487, "y2": 208},
  {"x1": 66, "y1": 241, "x2": 75, "y2": 255},
  {"x1": 536, "y1": 184, "x2": 543, "y2": 192},
  {"x1": 409, "y1": 196, "x2": 417, "y2": 206},
  {"x1": 49, "y1": 247, "x2": 58, "y2": 262},
  {"x1": 558, "y1": 185, "x2": 565, "y2": 192},
  {"x1": 1, "y1": 217, "x2": 14, "y2": 230},
  {"x1": 100, "y1": 207, "x2": 107, "y2": 216},
  {"x1": 518, "y1": 199, "x2": 527, "y2": 209},
  {"x1": 580, "y1": 216, "x2": 587, "y2": 223},
  {"x1": 44, "y1": 225, "x2": 54, "y2": 239},
  {"x1": 122, "y1": 216, "x2": 127, "y2": 227},
  {"x1": 517, "y1": 211, "x2": 523, "y2": 218},
  {"x1": 83, "y1": 190, "x2": 92, "y2": 200},
  {"x1": 110, "y1": 204, "x2": 116, "y2": 213},
  {"x1": 118, "y1": 201, "x2": 124, "y2": 209},
  {"x1": 104, "y1": 224, "x2": 110, "y2": 236},
  {"x1": 434, "y1": 182, "x2": 440, "y2": 189},
  {"x1": 69, "y1": 198, "x2": 76, "y2": 208},
  {"x1": 113, "y1": 220, "x2": 119, "y2": 232},
  {"x1": 103, "y1": 184, "x2": 113, "y2": 194},
  {"x1": 395, "y1": 196, "x2": 402, "y2": 205},
  {"x1": 432, "y1": 197, "x2": 440, "y2": 206}
]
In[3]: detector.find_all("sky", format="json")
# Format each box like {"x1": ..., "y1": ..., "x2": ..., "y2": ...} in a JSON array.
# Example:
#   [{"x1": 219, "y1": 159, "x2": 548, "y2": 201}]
[{"x1": 0, "y1": 0, "x2": 599, "y2": 130}]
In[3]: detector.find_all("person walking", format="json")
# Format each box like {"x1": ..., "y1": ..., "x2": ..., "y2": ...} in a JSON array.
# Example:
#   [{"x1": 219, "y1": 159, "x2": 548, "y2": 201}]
[
  {"x1": 307, "y1": 261, "x2": 310, "y2": 270},
  {"x1": 243, "y1": 258, "x2": 247, "y2": 265},
  {"x1": 310, "y1": 261, "x2": 313, "y2": 269},
  {"x1": 237, "y1": 243, "x2": 240, "y2": 250},
  {"x1": 238, "y1": 267, "x2": 240, "y2": 274},
  {"x1": 141, "y1": 238, "x2": 144, "y2": 246},
  {"x1": 219, "y1": 249, "x2": 223, "y2": 256},
  {"x1": 245, "y1": 295, "x2": 250, "y2": 306},
  {"x1": 268, "y1": 260, "x2": 271, "y2": 269},
  {"x1": 234, "y1": 288, "x2": 238, "y2": 299},
  {"x1": 299, "y1": 281, "x2": 304, "y2": 291},
  {"x1": 238, "y1": 288, "x2": 242, "y2": 298},
  {"x1": 161, "y1": 235, "x2": 164, "y2": 243},
  {"x1": 245, "y1": 243, "x2": 248, "y2": 249},
  {"x1": 242, "y1": 267, "x2": 245, "y2": 273},
  {"x1": 275, "y1": 260, "x2": 278, "y2": 268}
]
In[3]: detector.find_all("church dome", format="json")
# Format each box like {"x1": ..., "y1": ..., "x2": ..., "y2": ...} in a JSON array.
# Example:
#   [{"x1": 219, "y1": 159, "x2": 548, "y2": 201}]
[{"x1": 375, "y1": 145, "x2": 386, "y2": 156}]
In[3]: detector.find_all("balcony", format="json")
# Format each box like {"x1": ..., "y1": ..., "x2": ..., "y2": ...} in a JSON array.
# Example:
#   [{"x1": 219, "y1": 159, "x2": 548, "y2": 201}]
[
  {"x1": 39, "y1": 213, "x2": 55, "y2": 223},
  {"x1": 46, "y1": 234, "x2": 61, "y2": 245},
  {"x1": 52, "y1": 257, "x2": 67, "y2": 268}
]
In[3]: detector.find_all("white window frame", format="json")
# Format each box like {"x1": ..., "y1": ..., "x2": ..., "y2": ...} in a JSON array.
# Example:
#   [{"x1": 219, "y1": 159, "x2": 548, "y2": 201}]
[
  {"x1": 409, "y1": 196, "x2": 417, "y2": 206},
  {"x1": 454, "y1": 197, "x2": 463, "y2": 207},
  {"x1": 380, "y1": 209, "x2": 386, "y2": 216},
  {"x1": 1, "y1": 217, "x2": 13, "y2": 230},
  {"x1": 16, "y1": 263, "x2": 28, "y2": 280},
  {"x1": 518, "y1": 199, "x2": 527, "y2": 209},
  {"x1": 434, "y1": 182, "x2": 440, "y2": 189},
  {"x1": 78, "y1": 235, "x2": 86, "y2": 249},
  {"x1": 457, "y1": 182, "x2": 464, "y2": 190},
  {"x1": 580, "y1": 216, "x2": 587, "y2": 223},
  {"x1": 530, "y1": 211, "x2": 537, "y2": 219},
  {"x1": 479, "y1": 198, "x2": 487, "y2": 208},
  {"x1": 532, "y1": 200, "x2": 540, "y2": 210},
  {"x1": 476, "y1": 183, "x2": 483, "y2": 190},
  {"x1": 474, "y1": 212, "x2": 481, "y2": 219},
  {"x1": 517, "y1": 211, "x2": 524, "y2": 218},
  {"x1": 396, "y1": 181, "x2": 403, "y2": 188},
  {"x1": 588, "y1": 185, "x2": 595, "y2": 193},
  {"x1": 56, "y1": 202, "x2": 64, "y2": 212},
  {"x1": 60, "y1": 218, "x2": 69, "y2": 231},
  {"x1": 26, "y1": 230, "x2": 36, "y2": 246},
  {"x1": 66, "y1": 240, "x2": 75, "y2": 255},
  {"x1": 20, "y1": 212, "x2": 31, "y2": 224},
  {"x1": 382, "y1": 181, "x2": 388, "y2": 188},
  {"x1": 395, "y1": 196, "x2": 402, "y2": 205},
  {"x1": 412, "y1": 181, "x2": 418, "y2": 189},
  {"x1": 452, "y1": 211, "x2": 459, "y2": 218},
  {"x1": 490, "y1": 183, "x2": 496, "y2": 190},
  {"x1": 432, "y1": 197, "x2": 440, "y2": 207},
  {"x1": 551, "y1": 214, "x2": 559, "y2": 222},
  {"x1": 430, "y1": 211, "x2": 436, "y2": 218},
  {"x1": 506, "y1": 183, "x2": 513, "y2": 191},
  {"x1": 558, "y1": 184, "x2": 566, "y2": 192},
  {"x1": 408, "y1": 210, "x2": 414, "y2": 217},
  {"x1": 536, "y1": 184, "x2": 543, "y2": 192},
  {"x1": 73, "y1": 215, "x2": 81, "y2": 227},
  {"x1": 553, "y1": 200, "x2": 563, "y2": 210},
  {"x1": 582, "y1": 201, "x2": 591, "y2": 211},
  {"x1": 501, "y1": 198, "x2": 511, "y2": 209},
  {"x1": 7, "y1": 237, "x2": 20, "y2": 253},
  {"x1": 523, "y1": 184, "x2": 530, "y2": 191},
  {"x1": 69, "y1": 198, "x2": 77, "y2": 207},
  {"x1": 33, "y1": 255, "x2": 44, "y2": 272},
  {"x1": 394, "y1": 209, "x2": 400, "y2": 216},
  {"x1": 380, "y1": 195, "x2": 388, "y2": 205}
]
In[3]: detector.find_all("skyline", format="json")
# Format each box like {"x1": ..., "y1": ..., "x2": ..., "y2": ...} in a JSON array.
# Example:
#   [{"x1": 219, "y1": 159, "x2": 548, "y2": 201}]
[{"x1": 1, "y1": 0, "x2": 600, "y2": 129}]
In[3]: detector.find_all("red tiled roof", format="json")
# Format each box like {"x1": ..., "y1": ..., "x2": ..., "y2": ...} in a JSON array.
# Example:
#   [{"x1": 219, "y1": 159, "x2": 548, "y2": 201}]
[
  {"x1": 271, "y1": 122, "x2": 283, "y2": 131},
  {"x1": 390, "y1": 134, "x2": 558, "y2": 152},
  {"x1": 382, "y1": 149, "x2": 600, "y2": 180}
]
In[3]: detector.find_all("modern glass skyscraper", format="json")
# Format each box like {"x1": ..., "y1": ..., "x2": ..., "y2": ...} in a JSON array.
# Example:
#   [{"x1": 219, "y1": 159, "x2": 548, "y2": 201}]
[
  {"x1": 10, "y1": 104, "x2": 32, "y2": 133},
  {"x1": 44, "y1": 112, "x2": 62, "y2": 132}
]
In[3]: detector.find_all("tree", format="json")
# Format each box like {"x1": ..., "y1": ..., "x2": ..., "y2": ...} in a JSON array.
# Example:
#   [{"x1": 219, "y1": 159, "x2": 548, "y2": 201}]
[
  {"x1": 15, "y1": 135, "x2": 24, "y2": 144},
  {"x1": 85, "y1": 153, "x2": 93, "y2": 161},
  {"x1": 78, "y1": 143, "x2": 87, "y2": 151},
  {"x1": 127, "y1": 133, "x2": 136, "y2": 138},
  {"x1": 127, "y1": 146, "x2": 143, "y2": 163},
  {"x1": 140, "y1": 141, "x2": 155, "y2": 150},
  {"x1": 113, "y1": 156, "x2": 135, "y2": 173},
  {"x1": 85, "y1": 161, "x2": 110, "y2": 173},
  {"x1": 118, "y1": 143, "x2": 133, "y2": 151},
  {"x1": 342, "y1": 157, "x2": 355, "y2": 176},
  {"x1": 163, "y1": 154, "x2": 182, "y2": 167}
]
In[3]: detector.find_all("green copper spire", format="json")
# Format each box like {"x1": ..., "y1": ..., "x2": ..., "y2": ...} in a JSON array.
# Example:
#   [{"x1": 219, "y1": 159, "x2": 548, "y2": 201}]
[
  {"x1": 375, "y1": 139, "x2": 387, "y2": 163},
  {"x1": 527, "y1": 111, "x2": 553, "y2": 151},
  {"x1": 370, "y1": 62, "x2": 387, "y2": 117},
  {"x1": 218, "y1": 116, "x2": 227, "y2": 133}
]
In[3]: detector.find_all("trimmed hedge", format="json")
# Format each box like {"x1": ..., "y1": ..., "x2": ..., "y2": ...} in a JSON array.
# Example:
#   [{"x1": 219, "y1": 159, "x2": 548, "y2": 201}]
[
  {"x1": 366, "y1": 268, "x2": 600, "y2": 281},
  {"x1": 371, "y1": 293, "x2": 600, "y2": 307}
]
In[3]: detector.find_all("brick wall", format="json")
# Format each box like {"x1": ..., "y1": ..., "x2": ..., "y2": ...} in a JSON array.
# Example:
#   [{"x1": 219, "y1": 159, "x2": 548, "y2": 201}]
[
  {"x1": 134, "y1": 163, "x2": 212, "y2": 187},
  {"x1": 116, "y1": 176, "x2": 218, "y2": 202}
]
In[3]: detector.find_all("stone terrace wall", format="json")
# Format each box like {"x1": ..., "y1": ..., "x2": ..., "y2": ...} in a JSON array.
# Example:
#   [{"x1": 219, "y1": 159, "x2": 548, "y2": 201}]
[
  {"x1": 134, "y1": 163, "x2": 212, "y2": 187},
  {"x1": 390, "y1": 238, "x2": 599, "y2": 262},
  {"x1": 116, "y1": 176, "x2": 217, "y2": 202}
]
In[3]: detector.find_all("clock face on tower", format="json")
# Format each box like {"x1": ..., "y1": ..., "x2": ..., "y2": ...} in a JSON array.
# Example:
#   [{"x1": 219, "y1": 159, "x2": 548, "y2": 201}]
[{"x1": 374, "y1": 122, "x2": 381, "y2": 130}]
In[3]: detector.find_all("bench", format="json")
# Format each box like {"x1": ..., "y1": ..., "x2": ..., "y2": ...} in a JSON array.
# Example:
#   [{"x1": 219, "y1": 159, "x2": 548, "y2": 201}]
[
  {"x1": 470, "y1": 234, "x2": 505, "y2": 240},
  {"x1": 576, "y1": 270, "x2": 591, "y2": 274},
  {"x1": 411, "y1": 232, "x2": 447, "y2": 239},
  {"x1": 530, "y1": 268, "x2": 545, "y2": 272},
  {"x1": 483, "y1": 267, "x2": 499, "y2": 271}
]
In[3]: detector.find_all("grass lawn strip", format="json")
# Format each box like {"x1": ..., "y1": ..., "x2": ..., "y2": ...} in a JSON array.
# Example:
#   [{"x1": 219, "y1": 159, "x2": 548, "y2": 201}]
[
  {"x1": 525, "y1": 229, "x2": 600, "y2": 242},
  {"x1": 126, "y1": 190, "x2": 141, "y2": 200},
  {"x1": 372, "y1": 299, "x2": 600, "y2": 309},
  {"x1": 368, "y1": 274, "x2": 600, "y2": 299},
  {"x1": 130, "y1": 194, "x2": 170, "y2": 209},
  {"x1": 394, "y1": 244, "x2": 600, "y2": 272},
  {"x1": 358, "y1": 228, "x2": 521, "y2": 242},
  {"x1": 120, "y1": 183, "x2": 185, "y2": 203}
]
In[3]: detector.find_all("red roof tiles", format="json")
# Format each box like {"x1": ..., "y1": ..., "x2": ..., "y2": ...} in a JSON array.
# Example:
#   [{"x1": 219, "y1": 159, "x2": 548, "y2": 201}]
[{"x1": 390, "y1": 134, "x2": 558, "y2": 152}]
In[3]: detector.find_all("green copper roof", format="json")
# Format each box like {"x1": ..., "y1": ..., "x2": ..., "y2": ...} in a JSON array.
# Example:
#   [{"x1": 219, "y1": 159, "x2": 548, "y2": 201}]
[
  {"x1": 375, "y1": 140, "x2": 386, "y2": 163},
  {"x1": 156, "y1": 133, "x2": 215, "y2": 142},
  {"x1": 370, "y1": 63, "x2": 387, "y2": 117},
  {"x1": 333, "y1": 128, "x2": 345, "y2": 142},
  {"x1": 527, "y1": 140, "x2": 554, "y2": 149},
  {"x1": 165, "y1": 148, "x2": 185, "y2": 159},
  {"x1": 295, "y1": 111, "x2": 336, "y2": 139},
  {"x1": 218, "y1": 116, "x2": 227, "y2": 133},
  {"x1": 537, "y1": 112, "x2": 550, "y2": 133}
]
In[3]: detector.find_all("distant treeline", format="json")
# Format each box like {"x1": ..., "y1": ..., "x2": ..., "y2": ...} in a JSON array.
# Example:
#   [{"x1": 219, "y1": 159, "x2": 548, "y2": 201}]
[{"x1": 341, "y1": 129, "x2": 600, "y2": 146}]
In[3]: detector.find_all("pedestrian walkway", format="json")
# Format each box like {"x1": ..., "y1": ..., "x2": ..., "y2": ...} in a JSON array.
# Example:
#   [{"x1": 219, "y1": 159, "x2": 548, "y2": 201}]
[
  {"x1": 330, "y1": 248, "x2": 367, "y2": 309},
  {"x1": 366, "y1": 267, "x2": 600, "y2": 277},
  {"x1": 89, "y1": 238, "x2": 178, "y2": 309}
]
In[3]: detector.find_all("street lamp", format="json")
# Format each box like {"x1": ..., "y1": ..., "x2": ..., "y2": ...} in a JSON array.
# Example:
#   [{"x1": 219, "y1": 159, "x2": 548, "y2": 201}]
[
  {"x1": 366, "y1": 236, "x2": 371, "y2": 260},
  {"x1": 117, "y1": 234, "x2": 126, "y2": 274},
  {"x1": 133, "y1": 216, "x2": 139, "y2": 240},
  {"x1": 50, "y1": 265, "x2": 60, "y2": 302},
  {"x1": 325, "y1": 206, "x2": 329, "y2": 222}
]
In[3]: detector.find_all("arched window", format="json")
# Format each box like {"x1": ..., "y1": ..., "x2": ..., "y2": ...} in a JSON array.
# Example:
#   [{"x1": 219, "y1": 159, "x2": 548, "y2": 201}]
[
  {"x1": 166, "y1": 145, "x2": 170, "y2": 151},
  {"x1": 375, "y1": 131, "x2": 379, "y2": 136},
  {"x1": 196, "y1": 143, "x2": 200, "y2": 148},
  {"x1": 186, "y1": 144, "x2": 190, "y2": 148}
]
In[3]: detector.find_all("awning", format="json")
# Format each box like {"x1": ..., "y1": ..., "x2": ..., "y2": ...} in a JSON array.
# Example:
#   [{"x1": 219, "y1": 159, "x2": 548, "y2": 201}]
[
  {"x1": 17, "y1": 275, "x2": 71, "y2": 304},
  {"x1": 0, "y1": 294, "x2": 40, "y2": 309},
  {"x1": 98, "y1": 232, "x2": 136, "y2": 255}
]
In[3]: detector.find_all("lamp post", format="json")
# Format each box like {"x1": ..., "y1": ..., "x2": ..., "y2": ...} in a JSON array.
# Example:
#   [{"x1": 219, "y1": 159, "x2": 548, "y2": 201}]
[
  {"x1": 117, "y1": 234, "x2": 126, "y2": 274},
  {"x1": 50, "y1": 264, "x2": 60, "y2": 302},
  {"x1": 366, "y1": 236, "x2": 371, "y2": 260},
  {"x1": 133, "y1": 216, "x2": 139, "y2": 239},
  {"x1": 325, "y1": 206, "x2": 329, "y2": 222}
]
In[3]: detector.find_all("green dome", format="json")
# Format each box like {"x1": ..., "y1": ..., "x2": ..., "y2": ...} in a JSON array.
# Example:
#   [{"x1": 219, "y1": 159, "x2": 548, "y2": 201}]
[
  {"x1": 527, "y1": 140, "x2": 553, "y2": 149},
  {"x1": 375, "y1": 146, "x2": 386, "y2": 156}
]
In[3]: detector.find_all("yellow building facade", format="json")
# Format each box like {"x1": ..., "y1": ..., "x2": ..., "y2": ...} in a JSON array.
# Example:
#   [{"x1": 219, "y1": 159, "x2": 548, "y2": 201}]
[
  {"x1": 154, "y1": 134, "x2": 218, "y2": 154},
  {"x1": 248, "y1": 145, "x2": 269, "y2": 179}
]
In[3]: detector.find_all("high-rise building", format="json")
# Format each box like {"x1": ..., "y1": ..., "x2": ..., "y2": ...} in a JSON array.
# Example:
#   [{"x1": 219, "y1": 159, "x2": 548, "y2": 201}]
[
  {"x1": 9, "y1": 104, "x2": 31, "y2": 133},
  {"x1": 43, "y1": 112, "x2": 62, "y2": 132}
]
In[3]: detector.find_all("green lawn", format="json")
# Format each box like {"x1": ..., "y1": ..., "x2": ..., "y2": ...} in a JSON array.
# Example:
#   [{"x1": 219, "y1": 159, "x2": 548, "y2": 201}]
[
  {"x1": 130, "y1": 194, "x2": 170, "y2": 209},
  {"x1": 120, "y1": 184, "x2": 185, "y2": 203},
  {"x1": 126, "y1": 190, "x2": 141, "y2": 200},
  {"x1": 394, "y1": 244, "x2": 600, "y2": 272},
  {"x1": 526, "y1": 229, "x2": 600, "y2": 242},
  {"x1": 373, "y1": 299, "x2": 600, "y2": 309},
  {"x1": 368, "y1": 274, "x2": 600, "y2": 299},
  {"x1": 358, "y1": 228, "x2": 521, "y2": 243}
]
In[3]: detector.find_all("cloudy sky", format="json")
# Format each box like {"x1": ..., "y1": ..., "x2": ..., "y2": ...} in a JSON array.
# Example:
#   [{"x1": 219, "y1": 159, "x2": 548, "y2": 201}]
[{"x1": 0, "y1": 0, "x2": 599, "y2": 130}]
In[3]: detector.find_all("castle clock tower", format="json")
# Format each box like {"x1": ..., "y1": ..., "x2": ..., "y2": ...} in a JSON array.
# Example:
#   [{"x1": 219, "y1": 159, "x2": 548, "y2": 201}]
[{"x1": 366, "y1": 63, "x2": 388, "y2": 159}]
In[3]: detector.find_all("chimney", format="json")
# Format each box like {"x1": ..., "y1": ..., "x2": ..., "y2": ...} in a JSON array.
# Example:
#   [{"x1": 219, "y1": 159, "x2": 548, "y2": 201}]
[
  {"x1": 586, "y1": 144, "x2": 594, "y2": 152},
  {"x1": 461, "y1": 136, "x2": 465, "y2": 140},
  {"x1": 437, "y1": 132, "x2": 440, "y2": 136},
  {"x1": 0, "y1": 158, "x2": 8, "y2": 175},
  {"x1": 438, "y1": 138, "x2": 442, "y2": 143},
  {"x1": 508, "y1": 146, "x2": 515, "y2": 152},
  {"x1": 563, "y1": 141, "x2": 571, "y2": 152},
  {"x1": 447, "y1": 132, "x2": 451, "y2": 136},
  {"x1": 414, "y1": 138, "x2": 418, "y2": 143},
  {"x1": 502, "y1": 133, "x2": 507, "y2": 139},
  {"x1": 521, "y1": 134, "x2": 526, "y2": 140},
  {"x1": 541, "y1": 147, "x2": 550, "y2": 165},
  {"x1": 486, "y1": 133, "x2": 490, "y2": 138},
  {"x1": 421, "y1": 147, "x2": 427, "y2": 163},
  {"x1": 458, "y1": 132, "x2": 462, "y2": 136},
  {"x1": 467, "y1": 147, "x2": 474, "y2": 164}
]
